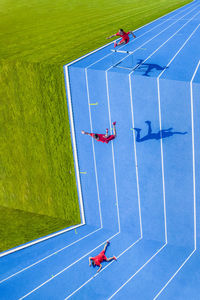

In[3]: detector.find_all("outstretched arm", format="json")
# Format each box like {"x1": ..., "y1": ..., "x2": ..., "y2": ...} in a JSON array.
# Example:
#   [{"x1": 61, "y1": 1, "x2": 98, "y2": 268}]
[
  {"x1": 82, "y1": 130, "x2": 90, "y2": 135},
  {"x1": 131, "y1": 31, "x2": 136, "y2": 38},
  {"x1": 97, "y1": 264, "x2": 102, "y2": 273},
  {"x1": 107, "y1": 34, "x2": 117, "y2": 39}
]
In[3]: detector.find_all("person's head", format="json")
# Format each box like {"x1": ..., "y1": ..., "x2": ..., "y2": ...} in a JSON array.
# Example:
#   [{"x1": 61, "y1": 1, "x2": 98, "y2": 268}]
[
  {"x1": 119, "y1": 29, "x2": 124, "y2": 35},
  {"x1": 94, "y1": 134, "x2": 99, "y2": 140},
  {"x1": 92, "y1": 260, "x2": 96, "y2": 267}
]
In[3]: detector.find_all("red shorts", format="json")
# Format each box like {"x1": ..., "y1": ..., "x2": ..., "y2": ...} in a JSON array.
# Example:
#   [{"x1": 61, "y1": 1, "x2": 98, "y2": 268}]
[
  {"x1": 119, "y1": 37, "x2": 129, "y2": 44},
  {"x1": 92, "y1": 250, "x2": 107, "y2": 266},
  {"x1": 90, "y1": 133, "x2": 115, "y2": 144}
]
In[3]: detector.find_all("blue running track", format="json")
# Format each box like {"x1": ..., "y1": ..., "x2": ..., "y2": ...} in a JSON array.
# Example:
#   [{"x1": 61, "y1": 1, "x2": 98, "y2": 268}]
[{"x1": 1, "y1": 0, "x2": 200, "y2": 299}]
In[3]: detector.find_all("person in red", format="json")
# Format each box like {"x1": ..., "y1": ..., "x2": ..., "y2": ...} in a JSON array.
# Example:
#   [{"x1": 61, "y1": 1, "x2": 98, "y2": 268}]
[
  {"x1": 89, "y1": 241, "x2": 117, "y2": 273},
  {"x1": 107, "y1": 28, "x2": 136, "y2": 47},
  {"x1": 81, "y1": 122, "x2": 116, "y2": 144}
]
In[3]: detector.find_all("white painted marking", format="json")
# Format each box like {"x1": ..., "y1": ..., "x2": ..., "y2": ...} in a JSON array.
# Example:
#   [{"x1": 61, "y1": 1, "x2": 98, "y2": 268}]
[
  {"x1": 105, "y1": 71, "x2": 121, "y2": 233},
  {"x1": 190, "y1": 60, "x2": 200, "y2": 250},
  {"x1": 153, "y1": 249, "x2": 196, "y2": 299},
  {"x1": 107, "y1": 15, "x2": 200, "y2": 300},
  {"x1": 157, "y1": 78, "x2": 168, "y2": 243},
  {"x1": 64, "y1": 0, "x2": 195, "y2": 68},
  {"x1": 152, "y1": 41, "x2": 200, "y2": 300},
  {"x1": 129, "y1": 75, "x2": 143, "y2": 238},
  {"x1": 5, "y1": 1, "x2": 198, "y2": 296},
  {"x1": 0, "y1": 227, "x2": 101, "y2": 284},
  {"x1": 85, "y1": 69, "x2": 103, "y2": 228},
  {"x1": 19, "y1": 232, "x2": 121, "y2": 299},
  {"x1": 64, "y1": 237, "x2": 142, "y2": 299},
  {"x1": 65, "y1": 66, "x2": 85, "y2": 224},
  {"x1": 111, "y1": 4, "x2": 200, "y2": 70},
  {"x1": 108, "y1": 243, "x2": 167, "y2": 299}
]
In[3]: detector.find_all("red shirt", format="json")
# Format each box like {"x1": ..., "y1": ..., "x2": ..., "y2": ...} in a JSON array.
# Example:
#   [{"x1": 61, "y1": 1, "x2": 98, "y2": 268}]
[
  {"x1": 90, "y1": 133, "x2": 115, "y2": 144},
  {"x1": 116, "y1": 31, "x2": 130, "y2": 40},
  {"x1": 91, "y1": 250, "x2": 107, "y2": 266}
]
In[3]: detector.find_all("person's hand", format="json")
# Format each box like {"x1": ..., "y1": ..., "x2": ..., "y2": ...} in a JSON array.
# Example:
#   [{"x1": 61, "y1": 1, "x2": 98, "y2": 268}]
[{"x1": 81, "y1": 130, "x2": 85, "y2": 134}]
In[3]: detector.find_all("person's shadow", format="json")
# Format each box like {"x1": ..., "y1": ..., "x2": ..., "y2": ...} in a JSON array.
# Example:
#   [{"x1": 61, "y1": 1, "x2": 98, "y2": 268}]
[
  {"x1": 133, "y1": 121, "x2": 187, "y2": 142},
  {"x1": 135, "y1": 59, "x2": 168, "y2": 77}
]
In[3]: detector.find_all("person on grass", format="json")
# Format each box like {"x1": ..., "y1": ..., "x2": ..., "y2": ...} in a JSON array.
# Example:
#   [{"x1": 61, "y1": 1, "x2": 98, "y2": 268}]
[
  {"x1": 89, "y1": 241, "x2": 117, "y2": 273},
  {"x1": 107, "y1": 29, "x2": 136, "y2": 47},
  {"x1": 82, "y1": 121, "x2": 116, "y2": 144}
]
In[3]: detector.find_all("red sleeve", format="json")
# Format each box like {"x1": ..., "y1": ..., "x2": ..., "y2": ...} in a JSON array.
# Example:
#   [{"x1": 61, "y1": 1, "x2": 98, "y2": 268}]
[
  {"x1": 89, "y1": 133, "x2": 95, "y2": 137},
  {"x1": 116, "y1": 32, "x2": 120, "y2": 36},
  {"x1": 127, "y1": 31, "x2": 131, "y2": 34}
]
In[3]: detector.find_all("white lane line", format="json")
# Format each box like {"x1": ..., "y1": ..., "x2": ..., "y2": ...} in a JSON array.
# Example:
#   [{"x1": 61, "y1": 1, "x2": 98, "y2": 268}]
[
  {"x1": 156, "y1": 23, "x2": 200, "y2": 245},
  {"x1": 110, "y1": 4, "x2": 200, "y2": 70},
  {"x1": 190, "y1": 60, "x2": 200, "y2": 250},
  {"x1": 108, "y1": 243, "x2": 167, "y2": 299},
  {"x1": 105, "y1": 71, "x2": 121, "y2": 233},
  {"x1": 152, "y1": 43, "x2": 200, "y2": 300},
  {"x1": 153, "y1": 249, "x2": 196, "y2": 299},
  {"x1": 157, "y1": 78, "x2": 168, "y2": 243},
  {"x1": 85, "y1": 69, "x2": 103, "y2": 228},
  {"x1": 64, "y1": 0, "x2": 196, "y2": 68},
  {"x1": 65, "y1": 66, "x2": 85, "y2": 224},
  {"x1": 64, "y1": 237, "x2": 142, "y2": 300},
  {"x1": 78, "y1": 2, "x2": 194, "y2": 74},
  {"x1": 126, "y1": 7, "x2": 200, "y2": 76},
  {"x1": 58, "y1": 8, "x2": 200, "y2": 300},
  {"x1": 19, "y1": 231, "x2": 121, "y2": 300},
  {"x1": 107, "y1": 16, "x2": 200, "y2": 300},
  {"x1": 129, "y1": 76, "x2": 143, "y2": 238},
  {"x1": 0, "y1": 227, "x2": 102, "y2": 285},
  {"x1": 8, "y1": 2, "x2": 198, "y2": 296}
]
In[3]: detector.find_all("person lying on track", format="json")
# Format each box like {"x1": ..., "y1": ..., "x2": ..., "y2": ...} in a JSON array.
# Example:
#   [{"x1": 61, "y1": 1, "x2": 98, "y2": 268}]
[
  {"x1": 82, "y1": 121, "x2": 116, "y2": 144},
  {"x1": 89, "y1": 241, "x2": 117, "y2": 273},
  {"x1": 107, "y1": 28, "x2": 136, "y2": 47}
]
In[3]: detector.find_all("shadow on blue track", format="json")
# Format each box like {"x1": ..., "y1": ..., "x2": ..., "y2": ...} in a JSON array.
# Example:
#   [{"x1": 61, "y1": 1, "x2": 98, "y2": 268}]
[
  {"x1": 134, "y1": 120, "x2": 188, "y2": 142},
  {"x1": 136, "y1": 59, "x2": 169, "y2": 76}
]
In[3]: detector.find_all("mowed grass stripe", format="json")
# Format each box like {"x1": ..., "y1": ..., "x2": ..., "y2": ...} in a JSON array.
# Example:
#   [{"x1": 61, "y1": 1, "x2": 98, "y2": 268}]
[{"x1": 0, "y1": 0, "x2": 192, "y2": 251}]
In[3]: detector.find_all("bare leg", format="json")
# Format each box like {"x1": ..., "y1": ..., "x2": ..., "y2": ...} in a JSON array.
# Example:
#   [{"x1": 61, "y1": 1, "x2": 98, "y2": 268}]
[
  {"x1": 115, "y1": 41, "x2": 126, "y2": 47},
  {"x1": 106, "y1": 256, "x2": 117, "y2": 262},
  {"x1": 103, "y1": 241, "x2": 109, "y2": 252},
  {"x1": 113, "y1": 122, "x2": 117, "y2": 136},
  {"x1": 105, "y1": 128, "x2": 109, "y2": 137}
]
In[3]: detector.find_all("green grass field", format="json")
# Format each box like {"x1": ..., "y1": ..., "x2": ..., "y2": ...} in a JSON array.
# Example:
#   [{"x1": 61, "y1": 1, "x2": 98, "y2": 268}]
[{"x1": 0, "y1": 0, "x2": 191, "y2": 252}]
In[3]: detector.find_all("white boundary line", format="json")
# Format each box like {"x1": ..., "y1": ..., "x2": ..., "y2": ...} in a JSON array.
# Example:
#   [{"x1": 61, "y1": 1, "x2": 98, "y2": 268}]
[
  {"x1": 105, "y1": 14, "x2": 200, "y2": 300},
  {"x1": 0, "y1": 223, "x2": 84, "y2": 259},
  {"x1": 96, "y1": 4, "x2": 199, "y2": 72},
  {"x1": 129, "y1": 76, "x2": 143, "y2": 237},
  {"x1": 64, "y1": 237, "x2": 142, "y2": 299},
  {"x1": 153, "y1": 59, "x2": 200, "y2": 300},
  {"x1": 115, "y1": 6, "x2": 200, "y2": 73},
  {"x1": 0, "y1": 227, "x2": 101, "y2": 284},
  {"x1": 64, "y1": 66, "x2": 85, "y2": 224},
  {"x1": 2, "y1": 3, "x2": 197, "y2": 296},
  {"x1": 108, "y1": 243, "x2": 167, "y2": 299},
  {"x1": 1, "y1": 2, "x2": 197, "y2": 296},
  {"x1": 153, "y1": 249, "x2": 196, "y2": 299},
  {"x1": 157, "y1": 78, "x2": 168, "y2": 243},
  {"x1": 19, "y1": 5, "x2": 200, "y2": 299},
  {"x1": 85, "y1": 68, "x2": 103, "y2": 228},
  {"x1": 22, "y1": 5, "x2": 200, "y2": 299},
  {"x1": 105, "y1": 72, "x2": 121, "y2": 232},
  {"x1": 64, "y1": 0, "x2": 195, "y2": 68},
  {"x1": 0, "y1": 0, "x2": 195, "y2": 260},
  {"x1": 19, "y1": 231, "x2": 121, "y2": 300},
  {"x1": 58, "y1": 6, "x2": 200, "y2": 298}
]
